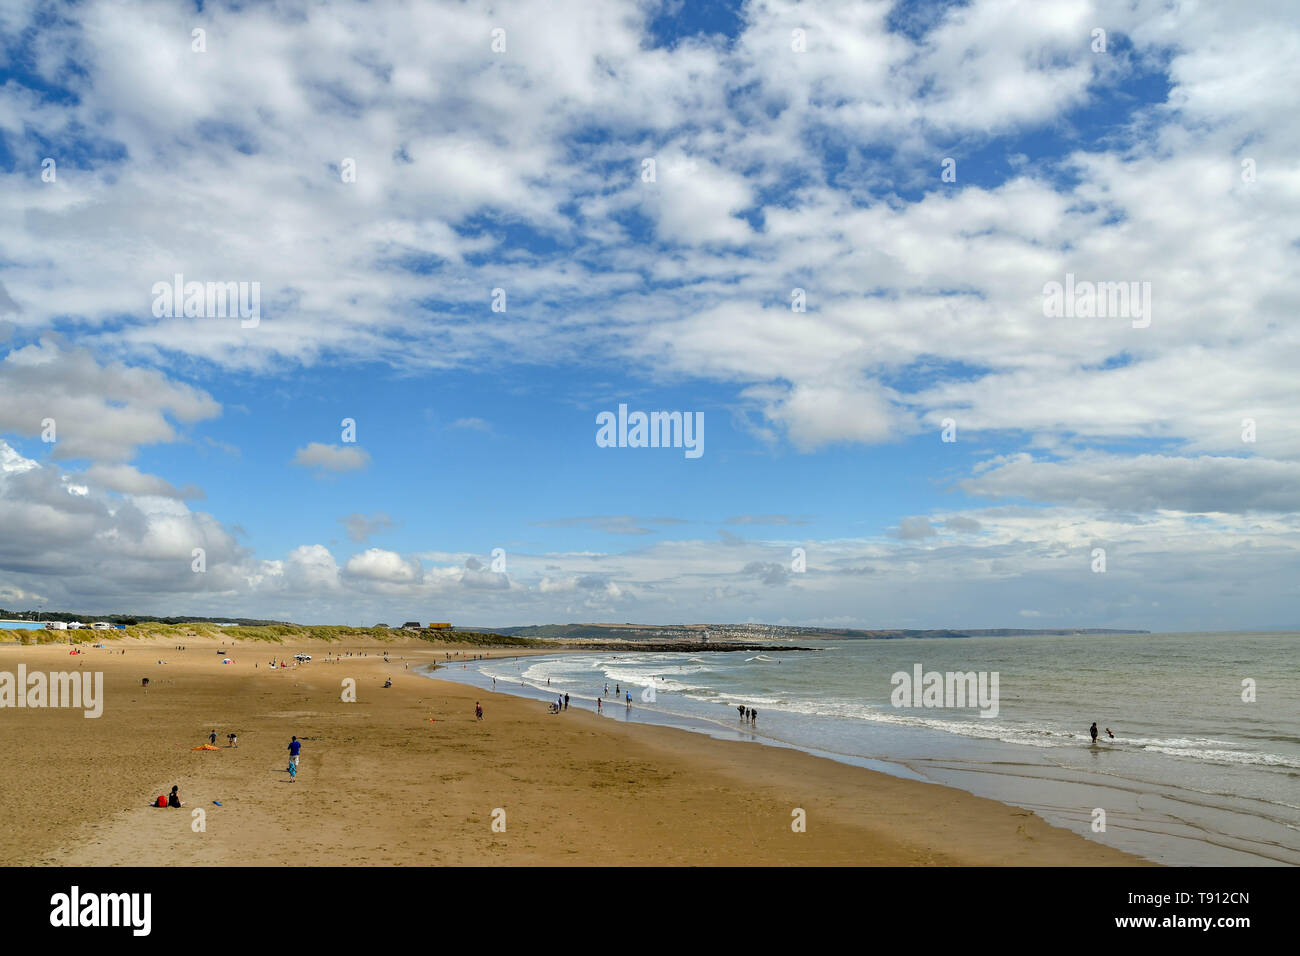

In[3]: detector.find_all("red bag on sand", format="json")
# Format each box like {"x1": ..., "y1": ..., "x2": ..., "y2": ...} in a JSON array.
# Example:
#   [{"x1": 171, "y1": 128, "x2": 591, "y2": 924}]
[{"x1": 156, "y1": 795, "x2": 167, "y2": 807}]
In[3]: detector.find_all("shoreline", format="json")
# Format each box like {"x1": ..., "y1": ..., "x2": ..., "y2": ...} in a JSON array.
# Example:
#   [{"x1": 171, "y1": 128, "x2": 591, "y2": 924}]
[{"x1": 0, "y1": 638, "x2": 1145, "y2": 866}]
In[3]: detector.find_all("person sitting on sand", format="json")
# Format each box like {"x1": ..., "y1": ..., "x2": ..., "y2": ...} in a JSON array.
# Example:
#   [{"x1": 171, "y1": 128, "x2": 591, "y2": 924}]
[{"x1": 168, "y1": 786, "x2": 183, "y2": 808}]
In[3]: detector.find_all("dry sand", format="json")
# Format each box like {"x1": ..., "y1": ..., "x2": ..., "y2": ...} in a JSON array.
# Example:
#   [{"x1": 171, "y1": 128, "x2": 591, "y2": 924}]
[{"x1": 0, "y1": 638, "x2": 1144, "y2": 866}]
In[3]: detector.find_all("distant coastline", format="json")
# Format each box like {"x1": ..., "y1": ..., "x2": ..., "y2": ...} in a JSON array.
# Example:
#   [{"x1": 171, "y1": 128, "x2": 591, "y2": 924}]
[
  {"x1": 492, "y1": 623, "x2": 1152, "y2": 642},
  {"x1": 0, "y1": 610, "x2": 1151, "y2": 645}
]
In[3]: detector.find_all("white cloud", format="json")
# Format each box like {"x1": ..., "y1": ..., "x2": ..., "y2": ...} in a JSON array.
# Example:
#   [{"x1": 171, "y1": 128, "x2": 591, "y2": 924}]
[
  {"x1": 82, "y1": 463, "x2": 203, "y2": 499},
  {"x1": 0, "y1": 339, "x2": 220, "y2": 462},
  {"x1": 344, "y1": 548, "x2": 422, "y2": 583},
  {"x1": 340, "y1": 512, "x2": 394, "y2": 543},
  {"x1": 963, "y1": 453, "x2": 1300, "y2": 513},
  {"x1": 292, "y1": 443, "x2": 370, "y2": 472}
]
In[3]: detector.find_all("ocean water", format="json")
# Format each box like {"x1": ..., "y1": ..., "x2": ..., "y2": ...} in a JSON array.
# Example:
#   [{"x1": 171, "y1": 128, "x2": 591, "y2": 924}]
[{"x1": 430, "y1": 633, "x2": 1300, "y2": 866}]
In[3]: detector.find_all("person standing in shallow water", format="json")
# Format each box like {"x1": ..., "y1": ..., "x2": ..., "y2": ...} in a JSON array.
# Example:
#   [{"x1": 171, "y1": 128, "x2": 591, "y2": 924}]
[{"x1": 1089, "y1": 722, "x2": 1098, "y2": 743}]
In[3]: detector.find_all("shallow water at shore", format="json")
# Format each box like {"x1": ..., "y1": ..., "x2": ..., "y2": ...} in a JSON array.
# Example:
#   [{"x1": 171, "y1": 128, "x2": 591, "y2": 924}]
[{"x1": 429, "y1": 633, "x2": 1300, "y2": 866}]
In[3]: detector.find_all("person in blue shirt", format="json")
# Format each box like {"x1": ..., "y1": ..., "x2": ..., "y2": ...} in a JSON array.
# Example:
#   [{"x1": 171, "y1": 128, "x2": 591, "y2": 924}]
[{"x1": 288, "y1": 736, "x2": 301, "y2": 768}]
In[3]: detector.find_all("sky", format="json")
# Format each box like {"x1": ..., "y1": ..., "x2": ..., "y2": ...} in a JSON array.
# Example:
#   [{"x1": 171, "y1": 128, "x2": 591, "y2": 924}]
[{"x1": 0, "y1": 0, "x2": 1297, "y2": 630}]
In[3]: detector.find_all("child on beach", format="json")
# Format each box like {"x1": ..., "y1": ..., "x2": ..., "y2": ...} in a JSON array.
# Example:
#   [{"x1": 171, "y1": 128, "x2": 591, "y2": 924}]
[
  {"x1": 168, "y1": 786, "x2": 183, "y2": 807},
  {"x1": 288, "y1": 760, "x2": 297, "y2": 782}
]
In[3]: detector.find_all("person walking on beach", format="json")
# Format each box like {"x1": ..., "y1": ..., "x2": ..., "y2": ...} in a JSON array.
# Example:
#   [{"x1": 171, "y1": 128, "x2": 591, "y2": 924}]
[
  {"x1": 475, "y1": 702, "x2": 483, "y2": 721},
  {"x1": 209, "y1": 729, "x2": 217, "y2": 745},
  {"x1": 1089, "y1": 722, "x2": 1098, "y2": 743},
  {"x1": 597, "y1": 697, "x2": 602, "y2": 713},
  {"x1": 564, "y1": 693, "x2": 569, "y2": 711},
  {"x1": 288, "y1": 735, "x2": 301, "y2": 769}
]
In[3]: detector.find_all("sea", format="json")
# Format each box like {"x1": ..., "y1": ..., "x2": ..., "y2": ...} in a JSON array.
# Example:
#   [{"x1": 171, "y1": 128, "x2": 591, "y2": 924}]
[{"x1": 429, "y1": 631, "x2": 1300, "y2": 866}]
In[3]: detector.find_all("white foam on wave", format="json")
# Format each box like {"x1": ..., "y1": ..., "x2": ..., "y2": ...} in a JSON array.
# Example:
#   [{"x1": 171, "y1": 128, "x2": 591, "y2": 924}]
[
  {"x1": 1142, "y1": 746, "x2": 1300, "y2": 770},
  {"x1": 474, "y1": 654, "x2": 1300, "y2": 774}
]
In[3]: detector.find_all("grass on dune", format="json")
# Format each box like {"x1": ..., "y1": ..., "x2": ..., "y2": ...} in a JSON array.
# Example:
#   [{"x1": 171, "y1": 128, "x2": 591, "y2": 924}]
[{"x1": 5, "y1": 622, "x2": 542, "y2": 647}]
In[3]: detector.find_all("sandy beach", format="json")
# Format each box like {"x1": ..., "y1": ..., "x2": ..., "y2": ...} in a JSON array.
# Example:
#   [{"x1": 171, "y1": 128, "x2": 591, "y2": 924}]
[{"x1": 0, "y1": 637, "x2": 1143, "y2": 866}]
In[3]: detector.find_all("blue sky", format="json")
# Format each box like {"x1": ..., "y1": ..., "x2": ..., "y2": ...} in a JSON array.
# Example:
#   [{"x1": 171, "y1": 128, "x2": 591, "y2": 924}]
[{"x1": 1, "y1": 0, "x2": 1297, "y2": 629}]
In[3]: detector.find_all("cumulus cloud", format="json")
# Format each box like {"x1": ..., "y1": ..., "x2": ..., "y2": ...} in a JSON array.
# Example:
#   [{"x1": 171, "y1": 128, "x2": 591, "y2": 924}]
[
  {"x1": 0, "y1": 0, "x2": 1297, "y2": 629},
  {"x1": 292, "y1": 443, "x2": 370, "y2": 473},
  {"x1": 892, "y1": 517, "x2": 937, "y2": 540},
  {"x1": 340, "y1": 512, "x2": 394, "y2": 543},
  {"x1": 344, "y1": 548, "x2": 422, "y2": 583},
  {"x1": 963, "y1": 453, "x2": 1300, "y2": 513},
  {"x1": 0, "y1": 339, "x2": 220, "y2": 462},
  {"x1": 81, "y1": 463, "x2": 203, "y2": 500}
]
